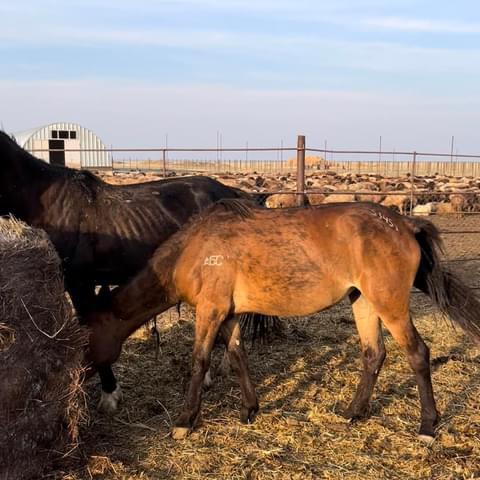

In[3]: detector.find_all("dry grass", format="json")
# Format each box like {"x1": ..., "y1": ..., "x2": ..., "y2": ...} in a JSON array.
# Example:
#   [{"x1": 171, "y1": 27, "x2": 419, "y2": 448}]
[
  {"x1": 59, "y1": 302, "x2": 480, "y2": 480},
  {"x1": 49, "y1": 214, "x2": 480, "y2": 479}
]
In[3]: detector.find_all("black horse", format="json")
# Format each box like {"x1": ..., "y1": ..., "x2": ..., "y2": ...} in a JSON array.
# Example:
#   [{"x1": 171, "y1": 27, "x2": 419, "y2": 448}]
[{"x1": 0, "y1": 131, "x2": 253, "y2": 409}]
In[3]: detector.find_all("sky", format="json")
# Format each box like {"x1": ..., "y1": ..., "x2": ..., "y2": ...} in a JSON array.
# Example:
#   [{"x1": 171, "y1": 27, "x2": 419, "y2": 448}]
[{"x1": 1, "y1": 0, "x2": 480, "y2": 156}]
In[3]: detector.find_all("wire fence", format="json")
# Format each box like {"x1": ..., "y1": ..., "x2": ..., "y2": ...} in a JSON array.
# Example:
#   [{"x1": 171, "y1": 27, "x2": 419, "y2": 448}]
[
  {"x1": 30, "y1": 141, "x2": 480, "y2": 177},
  {"x1": 107, "y1": 147, "x2": 480, "y2": 178},
  {"x1": 28, "y1": 137, "x2": 480, "y2": 288}
]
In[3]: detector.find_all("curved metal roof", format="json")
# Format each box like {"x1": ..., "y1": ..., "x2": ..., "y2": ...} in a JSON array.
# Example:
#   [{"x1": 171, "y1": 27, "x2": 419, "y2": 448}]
[
  {"x1": 11, "y1": 122, "x2": 112, "y2": 168},
  {"x1": 12, "y1": 127, "x2": 39, "y2": 148}
]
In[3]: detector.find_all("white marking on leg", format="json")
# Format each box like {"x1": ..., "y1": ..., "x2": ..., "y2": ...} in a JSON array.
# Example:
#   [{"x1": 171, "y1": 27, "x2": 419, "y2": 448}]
[
  {"x1": 204, "y1": 369, "x2": 213, "y2": 388},
  {"x1": 98, "y1": 384, "x2": 123, "y2": 414}
]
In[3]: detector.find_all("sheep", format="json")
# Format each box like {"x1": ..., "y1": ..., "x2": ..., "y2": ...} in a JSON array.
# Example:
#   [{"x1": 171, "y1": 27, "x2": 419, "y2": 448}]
[
  {"x1": 322, "y1": 193, "x2": 356, "y2": 203},
  {"x1": 265, "y1": 193, "x2": 298, "y2": 208},
  {"x1": 307, "y1": 193, "x2": 326, "y2": 205},
  {"x1": 449, "y1": 193, "x2": 467, "y2": 213},
  {"x1": 436, "y1": 202, "x2": 455, "y2": 214},
  {"x1": 381, "y1": 193, "x2": 416, "y2": 215},
  {"x1": 412, "y1": 202, "x2": 437, "y2": 216},
  {"x1": 355, "y1": 190, "x2": 385, "y2": 203}
]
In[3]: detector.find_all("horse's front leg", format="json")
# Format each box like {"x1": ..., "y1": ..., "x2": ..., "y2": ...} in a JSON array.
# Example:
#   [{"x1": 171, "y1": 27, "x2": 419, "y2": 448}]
[
  {"x1": 97, "y1": 365, "x2": 123, "y2": 413},
  {"x1": 86, "y1": 311, "x2": 125, "y2": 414},
  {"x1": 71, "y1": 283, "x2": 123, "y2": 413},
  {"x1": 66, "y1": 277, "x2": 97, "y2": 319},
  {"x1": 172, "y1": 301, "x2": 229, "y2": 440}
]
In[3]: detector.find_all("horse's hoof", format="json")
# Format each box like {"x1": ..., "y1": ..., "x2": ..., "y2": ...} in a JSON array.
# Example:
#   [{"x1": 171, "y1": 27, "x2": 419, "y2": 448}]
[
  {"x1": 171, "y1": 427, "x2": 191, "y2": 440},
  {"x1": 418, "y1": 433, "x2": 435, "y2": 445},
  {"x1": 341, "y1": 400, "x2": 370, "y2": 421},
  {"x1": 342, "y1": 409, "x2": 367, "y2": 422},
  {"x1": 98, "y1": 385, "x2": 122, "y2": 414},
  {"x1": 240, "y1": 405, "x2": 259, "y2": 424}
]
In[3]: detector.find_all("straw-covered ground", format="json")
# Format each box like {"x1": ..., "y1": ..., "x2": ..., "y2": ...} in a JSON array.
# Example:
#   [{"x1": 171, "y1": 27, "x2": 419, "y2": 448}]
[{"x1": 56, "y1": 215, "x2": 480, "y2": 480}]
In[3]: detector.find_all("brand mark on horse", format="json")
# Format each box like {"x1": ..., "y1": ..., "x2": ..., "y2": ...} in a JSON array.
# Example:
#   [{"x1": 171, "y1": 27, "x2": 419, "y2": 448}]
[
  {"x1": 204, "y1": 255, "x2": 224, "y2": 266},
  {"x1": 369, "y1": 209, "x2": 399, "y2": 231}
]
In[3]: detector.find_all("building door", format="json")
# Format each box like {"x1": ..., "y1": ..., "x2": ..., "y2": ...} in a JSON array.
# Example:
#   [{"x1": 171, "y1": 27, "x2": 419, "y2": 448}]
[{"x1": 49, "y1": 140, "x2": 65, "y2": 166}]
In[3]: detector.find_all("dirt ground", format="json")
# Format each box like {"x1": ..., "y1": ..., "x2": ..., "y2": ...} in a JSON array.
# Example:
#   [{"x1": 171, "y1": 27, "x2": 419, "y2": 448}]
[{"x1": 54, "y1": 206, "x2": 480, "y2": 480}]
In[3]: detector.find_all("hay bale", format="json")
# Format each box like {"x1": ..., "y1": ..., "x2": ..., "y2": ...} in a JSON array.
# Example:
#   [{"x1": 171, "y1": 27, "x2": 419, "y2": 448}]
[{"x1": 0, "y1": 217, "x2": 87, "y2": 480}]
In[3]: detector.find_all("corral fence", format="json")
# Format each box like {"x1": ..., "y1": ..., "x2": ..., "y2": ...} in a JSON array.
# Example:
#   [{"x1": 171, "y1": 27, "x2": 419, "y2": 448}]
[
  {"x1": 30, "y1": 135, "x2": 480, "y2": 289},
  {"x1": 30, "y1": 133, "x2": 480, "y2": 180},
  {"x1": 108, "y1": 142, "x2": 480, "y2": 179}
]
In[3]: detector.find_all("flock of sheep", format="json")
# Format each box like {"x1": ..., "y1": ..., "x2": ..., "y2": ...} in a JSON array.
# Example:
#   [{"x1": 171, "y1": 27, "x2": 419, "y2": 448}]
[
  {"x1": 212, "y1": 170, "x2": 480, "y2": 215},
  {"x1": 102, "y1": 168, "x2": 480, "y2": 216}
]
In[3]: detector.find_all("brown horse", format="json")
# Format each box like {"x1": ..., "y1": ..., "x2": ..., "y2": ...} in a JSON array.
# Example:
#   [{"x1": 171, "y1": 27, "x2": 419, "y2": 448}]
[{"x1": 86, "y1": 200, "x2": 480, "y2": 443}]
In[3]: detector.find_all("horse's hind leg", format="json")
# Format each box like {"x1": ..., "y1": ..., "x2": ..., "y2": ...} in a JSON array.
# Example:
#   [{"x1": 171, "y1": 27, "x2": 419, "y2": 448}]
[
  {"x1": 172, "y1": 301, "x2": 229, "y2": 440},
  {"x1": 219, "y1": 315, "x2": 259, "y2": 424},
  {"x1": 344, "y1": 293, "x2": 386, "y2": 420},
  {"x1": 379, "y1": 310, "x2": 439, "y2": 443},
  {"x1": 203, "y1": 347, "x2": 230, "y2": 389}
]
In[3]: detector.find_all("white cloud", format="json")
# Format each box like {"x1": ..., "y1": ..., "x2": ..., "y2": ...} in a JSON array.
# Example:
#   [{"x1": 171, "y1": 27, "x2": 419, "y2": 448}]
[
  {"x1": 0, "y1": 24, "x2": 296, "y2": 49},
  {"x1": 361, "y1": 16, "x2": 480, "y2": 34},
  {"x1": 1, "y1": 79, "x2": 478, "y2": 154},
  {"x1": 1, "y1": 22, "x2": 479, "y2": 77}
]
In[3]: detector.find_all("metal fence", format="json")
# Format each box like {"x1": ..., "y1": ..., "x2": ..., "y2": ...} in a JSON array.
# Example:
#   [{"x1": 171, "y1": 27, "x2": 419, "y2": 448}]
[
  {"x1": 30, "y1": 135, "x2": 480, "y2": 178},
  {"x1": 29, "y1": 135, "x2": 480, "y2": 288},
  {"x1": 110, "y1": 148, "x2": 480, "y2": 178}
]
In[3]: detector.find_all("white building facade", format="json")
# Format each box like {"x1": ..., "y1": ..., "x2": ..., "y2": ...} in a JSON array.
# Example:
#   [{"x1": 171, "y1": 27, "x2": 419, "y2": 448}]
[{"x1": 13, "y1": 122, "x2": 112, "y2": 169}]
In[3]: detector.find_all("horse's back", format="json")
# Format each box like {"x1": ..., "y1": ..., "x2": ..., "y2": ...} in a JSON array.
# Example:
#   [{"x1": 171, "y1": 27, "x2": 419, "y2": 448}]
[{"x1": 172, "y1": 202, "x2": 422, "y2": 315}]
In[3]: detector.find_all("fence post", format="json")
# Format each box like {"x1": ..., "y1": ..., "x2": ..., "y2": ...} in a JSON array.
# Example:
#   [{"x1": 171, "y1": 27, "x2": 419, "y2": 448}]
[
  {"x1": 409, "y1": 151, "x2": 417, "y2": 215},
  {"x1": 297, "y1": 135, "x2": 306, "y2": 206},
  {"x1": 162, "y1": 149, "x2": 167, "y2": 177}
]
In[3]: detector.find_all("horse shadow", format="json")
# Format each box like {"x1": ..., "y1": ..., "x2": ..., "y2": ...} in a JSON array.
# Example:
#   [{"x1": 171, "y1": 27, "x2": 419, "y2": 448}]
[
  {"x1": 67, "y1": 300, "x2": 360, "y2": 477},
  {"x1": 64, "y1": 295, "x2": 480, "y2": 478}
]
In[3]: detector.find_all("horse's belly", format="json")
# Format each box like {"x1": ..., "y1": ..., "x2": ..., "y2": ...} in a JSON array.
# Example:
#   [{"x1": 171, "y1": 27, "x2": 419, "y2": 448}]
[{"x1": 233, "y1": 277, "x2": 349, "y2": 317}]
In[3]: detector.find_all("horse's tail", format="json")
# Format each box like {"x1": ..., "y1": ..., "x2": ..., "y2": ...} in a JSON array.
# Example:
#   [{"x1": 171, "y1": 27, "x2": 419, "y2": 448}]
[
  {"x1": 229, "y1": 186, "x2": 267, "y2": 206},
  {"x1": 410, "y1": 217, "x2": 480, "y2": 343},
  {"x1": 239, "y1": 313, "x2": 284, "y2": 344},
  {"x1": 229, "y1": 186, "x2": 254, "y2": 201}
]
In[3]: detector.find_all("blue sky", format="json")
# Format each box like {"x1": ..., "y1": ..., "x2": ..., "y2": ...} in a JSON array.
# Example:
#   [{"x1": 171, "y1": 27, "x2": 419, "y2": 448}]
[{"x1": 1, "y1": 0, "x2": 480, "y2": 154}]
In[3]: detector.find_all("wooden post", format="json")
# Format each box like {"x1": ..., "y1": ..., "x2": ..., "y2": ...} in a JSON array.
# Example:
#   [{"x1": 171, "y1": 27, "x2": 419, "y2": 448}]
[
  {"x1": 409, "y1": 151, "x2": 417, "y2": 215},
  {"x1": 296, "y1": 135, "x2": 306, "y2": 206}
]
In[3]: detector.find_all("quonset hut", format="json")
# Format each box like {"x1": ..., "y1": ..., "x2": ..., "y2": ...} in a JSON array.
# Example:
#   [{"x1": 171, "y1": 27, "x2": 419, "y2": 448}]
[{"x1": 13, "y1": 122, "x2": 112, "y2": 169}]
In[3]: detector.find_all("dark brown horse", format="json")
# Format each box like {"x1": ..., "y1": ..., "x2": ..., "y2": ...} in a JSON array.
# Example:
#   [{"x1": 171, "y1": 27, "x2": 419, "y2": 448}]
[
  {"x1": 0, "y1": 131, "x2": 255, "y2": 408},
  {"x1": 86, "y1": 200, "x2": 480, "y2": 443}
]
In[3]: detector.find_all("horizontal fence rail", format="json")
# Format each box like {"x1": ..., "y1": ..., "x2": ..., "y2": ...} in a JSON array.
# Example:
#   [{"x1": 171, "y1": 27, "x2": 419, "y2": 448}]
[{"x1": 28, "y1": 143, "x2": 480, "y2": 177}]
